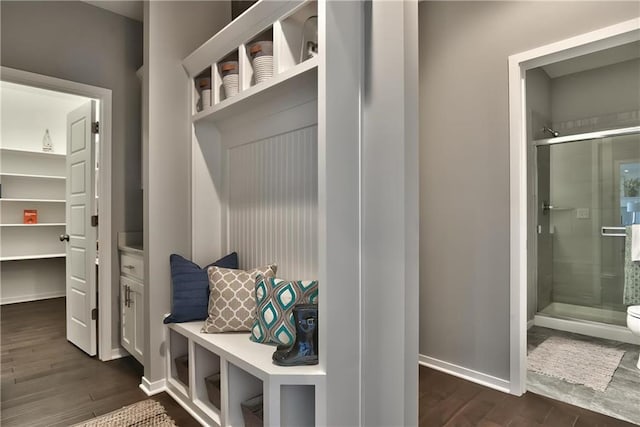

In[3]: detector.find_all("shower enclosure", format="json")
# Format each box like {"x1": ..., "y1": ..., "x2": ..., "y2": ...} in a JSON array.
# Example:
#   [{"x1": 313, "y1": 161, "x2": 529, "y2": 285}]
[{"x1": 534, "y1": 126, "x2": 640, "y2": 342}]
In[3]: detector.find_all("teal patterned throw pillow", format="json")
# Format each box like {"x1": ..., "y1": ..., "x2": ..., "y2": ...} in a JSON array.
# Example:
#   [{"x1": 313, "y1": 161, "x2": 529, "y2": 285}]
[{"x1": 250, "y1": 276, "x2": 318, "y2": 345}]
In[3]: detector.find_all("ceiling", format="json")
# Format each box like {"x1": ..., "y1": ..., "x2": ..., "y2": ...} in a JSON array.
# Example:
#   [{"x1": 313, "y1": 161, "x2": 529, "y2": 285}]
[
  {"x1": 542, "y1": 41, "x2": 640, "y2": 78},
  {"x1": 83, "y1": 1, "x2": 143, "y2": 22}
]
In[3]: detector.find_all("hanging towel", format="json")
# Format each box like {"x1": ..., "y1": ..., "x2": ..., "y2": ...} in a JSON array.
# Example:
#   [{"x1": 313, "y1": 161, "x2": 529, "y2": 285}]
[
  {"x1": 624, "y1": 226, "x2": 640, "y2": 305},
  {"x1": 633, "y1": 224, "x2": 640, "y2": 261}
]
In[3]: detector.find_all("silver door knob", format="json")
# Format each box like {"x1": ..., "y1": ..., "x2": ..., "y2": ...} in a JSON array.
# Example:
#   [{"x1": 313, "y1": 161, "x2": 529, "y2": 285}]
[{"x1": 59, "y1": 234, "x2": 70, "y2": 242}]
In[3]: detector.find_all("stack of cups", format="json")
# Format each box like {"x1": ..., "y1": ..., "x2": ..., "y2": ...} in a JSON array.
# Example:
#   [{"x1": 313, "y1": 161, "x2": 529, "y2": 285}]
[
  {"x1": 250, "y1": 41, "x2": 273, "y2": 84},
  {"x1": 198, "y1": 77, "x2": 212, "y2": 110},
  {"x1": 220, "y1": 61, "x2": 239, "y2": 98}
]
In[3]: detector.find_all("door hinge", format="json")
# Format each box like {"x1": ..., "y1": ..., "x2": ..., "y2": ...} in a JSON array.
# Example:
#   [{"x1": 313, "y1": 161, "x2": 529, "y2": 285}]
[
  {"x1": 92, "y1": 121, "x2": 100, "y2": 134},
  {"x1": 91, "y1": 308, "x2": 98, "y2": 320},
  {"x1": 91, "y1": 215, "x2": 98, "y2": 227}
]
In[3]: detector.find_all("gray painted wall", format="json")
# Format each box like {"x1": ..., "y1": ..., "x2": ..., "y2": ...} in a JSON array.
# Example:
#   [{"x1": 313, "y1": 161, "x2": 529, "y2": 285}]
[
  {"x1": 551, "y1": 58, "x2": 640, "y2": 132},
  {"x1": 419, "y1": 1, "x2": 639, "y2": 381},
  {"x1": 143, "y1": 0, "x2": 230, "y2": 383},
  {"x1": 1, "y1": 1, "x2": 143, "y2": 350}
]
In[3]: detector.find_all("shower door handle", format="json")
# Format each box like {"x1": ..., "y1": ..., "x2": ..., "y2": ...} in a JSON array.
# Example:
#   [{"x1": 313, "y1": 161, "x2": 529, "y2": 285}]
[
  {"x1": 601, "y1": 226, "x2": 625, "y2": 237},
  {"x1": 542, "y1": 201, "x2": 571, "y2": 214}
]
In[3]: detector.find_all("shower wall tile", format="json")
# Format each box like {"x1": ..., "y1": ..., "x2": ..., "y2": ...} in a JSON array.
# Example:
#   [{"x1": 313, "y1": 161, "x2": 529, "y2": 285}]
[
  {"x1": 552, "y1": 109, "x2": 640, "y2": 137},
  {"x1": 552, "y1": 260, "x2": 601, "y2": 306}
]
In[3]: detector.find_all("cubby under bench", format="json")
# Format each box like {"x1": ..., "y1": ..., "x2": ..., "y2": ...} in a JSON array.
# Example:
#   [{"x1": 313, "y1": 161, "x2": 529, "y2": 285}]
[{"x1": 166, "y1": 322, "x2": 325, "y2": 427}]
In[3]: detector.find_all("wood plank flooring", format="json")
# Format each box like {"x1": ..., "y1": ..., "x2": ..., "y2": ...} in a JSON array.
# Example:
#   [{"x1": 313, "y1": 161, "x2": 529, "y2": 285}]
[
  {"x1": 419, "y1": 365, "x2": 635, "y2": 426},
  {"x1": 1, "y1": 298, "x2": 199, "y2": 427},
  {"x1": 2, "y1": 298, "x2": 635, "y2": 426}
]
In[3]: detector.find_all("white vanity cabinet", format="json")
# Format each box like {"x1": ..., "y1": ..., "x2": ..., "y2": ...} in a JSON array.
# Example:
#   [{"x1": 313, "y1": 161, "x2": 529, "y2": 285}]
[{"x1": 119, "y1": 242, "x2": 144, "y2": 364}]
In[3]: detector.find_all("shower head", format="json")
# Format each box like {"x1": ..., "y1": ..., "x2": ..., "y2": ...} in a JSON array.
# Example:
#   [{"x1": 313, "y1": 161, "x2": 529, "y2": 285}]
[{"x1": 543, "y1": 126, "x2": 560, "y2": 137}]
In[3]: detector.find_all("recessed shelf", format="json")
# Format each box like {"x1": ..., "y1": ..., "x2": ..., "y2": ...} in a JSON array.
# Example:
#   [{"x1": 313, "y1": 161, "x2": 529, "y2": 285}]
[
  {"x1": 1, "y1": 253, "x2": 66, "y2": 261},
  {"x1": 0, "y1": 173, "x2": 66, "y2": 180},
  {"x1": 0, "y1": 198, "x2": 65, "y2": 203},
  {"x1": 1, "y1": 223, "x2": 66, "y2": 227},
  {"x1": 193, "y1": 56, "x2": 317, "y2": 125},
  {"x1": 0, "y1": 148, "x2": 66, "y2": 158}
]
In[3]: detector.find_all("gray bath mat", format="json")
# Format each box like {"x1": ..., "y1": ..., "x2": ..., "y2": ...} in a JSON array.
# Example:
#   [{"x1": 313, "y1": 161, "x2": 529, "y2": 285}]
[{"x1": 527, "y1": 336, "x2": 625, "y2": 392}]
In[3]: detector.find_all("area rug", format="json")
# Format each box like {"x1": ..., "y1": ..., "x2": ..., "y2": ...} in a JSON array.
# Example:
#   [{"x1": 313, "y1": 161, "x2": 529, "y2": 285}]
[
  {"x1": 72, "y1": 399, "x2": 177, "y2": 427},
  {"x1": 527, "y1": 336, "x2": 625, "y2": 392}
]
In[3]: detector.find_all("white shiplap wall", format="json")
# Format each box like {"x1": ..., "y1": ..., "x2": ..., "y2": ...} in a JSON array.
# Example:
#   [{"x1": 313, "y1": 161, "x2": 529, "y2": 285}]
[{"x1": 227, "y1": 125, "x2": 318, "y2": 280}]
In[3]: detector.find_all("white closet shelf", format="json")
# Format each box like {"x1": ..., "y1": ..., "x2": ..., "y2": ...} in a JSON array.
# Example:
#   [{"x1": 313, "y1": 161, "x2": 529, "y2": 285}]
[
  {"x1": 1, "y1": 223, "x2": 66, "y2": 227},
  {"x1": 193, "y1": 57, "x2": 318, "y2": 125},
  {"x1": 1, "y1": 253, "x2": 66, "y2": 261},
  {"x1": 182, "y1": 0, "x2": 309, "y2": 77},
  {"x1": 0, "y1": 198, "x2": 66, "y2": 203},
  {"x1": 0, "y1": 173, "x2": 66, "y2": 180},
  {"x1": 0, "y1": 148, "x2": 65, "y2": 158}
]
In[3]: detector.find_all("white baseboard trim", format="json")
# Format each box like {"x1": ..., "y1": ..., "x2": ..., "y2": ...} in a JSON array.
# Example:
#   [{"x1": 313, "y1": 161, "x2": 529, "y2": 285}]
[
  {"x1": 527, "y1": 319, "x2": 535, "y2": 330},
  {"x1": 140, "y1": 376, "x2": 167, "y2": 396},
  {"x1": 165, "y1": 386, "x2": 209, "y2": 426},
  {"x1": 110, "y1": 347, "x2": 130, "y2": 360},
  {"x1": 419, "y1": 354, "x2": 510, "y2": 394},
  {"x1": 534, "y1": 315, "x2": 640, "y2": 345},
  {"x1": 0, "y1": 291, "x2": 65, "y2": 305}
]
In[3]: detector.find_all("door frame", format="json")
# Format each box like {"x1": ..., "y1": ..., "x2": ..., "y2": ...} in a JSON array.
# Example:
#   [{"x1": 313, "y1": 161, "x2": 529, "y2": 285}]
[
  {"x1": 1, "y1": 66, "x2": 114, "y2": 361},
  {"x1": 507, "y1": 18, "x2": 640, "y2": 396}
]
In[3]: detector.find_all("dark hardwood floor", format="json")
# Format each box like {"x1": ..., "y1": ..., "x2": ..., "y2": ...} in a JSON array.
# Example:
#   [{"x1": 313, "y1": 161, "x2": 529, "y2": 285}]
[
  {"x1": 1, "y1": 298, "x2": 635, "y2": 426},
  {"x1": 419, "y1": 365, "x2": 635, "y2": 426},
  {"x1": 1, "y1": 298, "x2": 198, "y2": 427}
]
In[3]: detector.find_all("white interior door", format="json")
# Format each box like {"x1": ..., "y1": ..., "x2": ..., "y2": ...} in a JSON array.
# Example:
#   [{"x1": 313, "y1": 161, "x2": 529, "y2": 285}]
[{"x1": 65, "y1": 101, "x2": 97, "y2": 355}]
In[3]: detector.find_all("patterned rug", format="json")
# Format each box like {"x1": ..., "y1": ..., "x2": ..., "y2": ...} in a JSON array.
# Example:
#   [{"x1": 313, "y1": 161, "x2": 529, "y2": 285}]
[
  {"x1": 527, "y1": 336, "x2": 625, "y2": 392},
  {"x1": 72, "y1": 399, "x2": 177, "y2": 427}
]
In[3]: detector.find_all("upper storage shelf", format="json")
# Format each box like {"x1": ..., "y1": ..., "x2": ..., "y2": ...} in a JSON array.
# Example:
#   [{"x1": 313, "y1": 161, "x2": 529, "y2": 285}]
[
  {"x1": 183, "y1": 0, "x2": 318, "y2": 122},
  {"x1": 1, "y1": 148, "x2": 66, "y2": 177}
]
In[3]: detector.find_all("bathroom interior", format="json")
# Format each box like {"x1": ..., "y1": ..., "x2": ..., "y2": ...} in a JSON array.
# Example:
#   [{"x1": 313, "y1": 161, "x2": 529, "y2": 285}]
[{"x1": 526, "y1": 41, "x2": 640, "y2": 423}]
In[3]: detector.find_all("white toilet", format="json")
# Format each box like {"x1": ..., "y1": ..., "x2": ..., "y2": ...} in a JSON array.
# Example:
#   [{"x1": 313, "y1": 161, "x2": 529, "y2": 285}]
[{"x1": 628, "y1": 305, "x2": 640, "y2": 369}]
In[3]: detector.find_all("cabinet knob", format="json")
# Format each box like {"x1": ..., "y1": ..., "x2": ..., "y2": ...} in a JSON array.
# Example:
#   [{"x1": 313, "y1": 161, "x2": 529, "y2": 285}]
[{"x1": 59, "y1": 234, "x2": 70, "y2": 242}]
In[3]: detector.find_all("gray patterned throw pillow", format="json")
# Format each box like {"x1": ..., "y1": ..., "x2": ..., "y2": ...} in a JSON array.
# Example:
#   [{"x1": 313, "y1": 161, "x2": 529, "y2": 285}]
[{"x1": 202, "y1": 264, "x2": 277, "y2": 333}]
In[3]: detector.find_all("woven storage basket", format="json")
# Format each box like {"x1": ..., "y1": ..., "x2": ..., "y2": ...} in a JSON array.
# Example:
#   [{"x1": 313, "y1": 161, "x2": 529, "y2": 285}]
[
  {"x1": 174, "y1": 355, "x2": 189, "y2": 386},
  {"x1": 240, "y1": 394, "x2": 264, "y2": 427},
  {"x1": 204, "y1": 373, "x2": 221, "y2": 409}
]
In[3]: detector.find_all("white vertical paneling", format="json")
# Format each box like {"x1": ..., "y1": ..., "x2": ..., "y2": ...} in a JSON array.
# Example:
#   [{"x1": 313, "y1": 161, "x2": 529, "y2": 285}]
[{"x1": 227, "y1": 126, "x2": 317, "y2": 279}]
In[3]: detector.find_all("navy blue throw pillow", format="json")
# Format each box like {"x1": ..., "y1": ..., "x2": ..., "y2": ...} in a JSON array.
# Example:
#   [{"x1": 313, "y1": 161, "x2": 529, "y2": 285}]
[{"x1": 163, "y1": 252, "x2": 238, "y2": 324}]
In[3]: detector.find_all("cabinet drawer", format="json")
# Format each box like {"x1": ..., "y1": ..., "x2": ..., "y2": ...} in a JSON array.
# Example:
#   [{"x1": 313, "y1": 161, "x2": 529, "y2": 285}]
[{"x1": 120, "y1": 252, "x2": 144, "y2": 281}]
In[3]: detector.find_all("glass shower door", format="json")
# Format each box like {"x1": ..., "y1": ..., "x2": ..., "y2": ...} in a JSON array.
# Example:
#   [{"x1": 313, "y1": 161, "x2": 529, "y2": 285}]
[{"x1": 536, "y1": 132, "x2": 640, "y2": 326}]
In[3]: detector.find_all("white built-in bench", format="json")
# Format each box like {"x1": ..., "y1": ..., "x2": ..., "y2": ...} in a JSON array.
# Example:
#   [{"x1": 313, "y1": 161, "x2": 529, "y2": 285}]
[{"x1": 166, "y1": 321, "x2": 325, "y2": 427}]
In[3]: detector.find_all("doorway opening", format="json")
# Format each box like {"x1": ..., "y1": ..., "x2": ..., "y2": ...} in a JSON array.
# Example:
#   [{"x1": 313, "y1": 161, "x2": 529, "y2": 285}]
[
  {"x1": 509, "y1": 16, "x2": 640, "y2": 424},
  {"x1": 0, "y1": 67, "x2": 113, "y2": 360}
]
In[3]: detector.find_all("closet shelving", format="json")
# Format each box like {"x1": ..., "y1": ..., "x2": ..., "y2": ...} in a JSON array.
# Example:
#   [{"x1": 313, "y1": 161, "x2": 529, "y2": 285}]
[
  {"x1": 170, "y1": 1, "x2": 323, "y2": 426},
  {"x1": 0, "y1": 148, "x2": 66, "y2": 262}
]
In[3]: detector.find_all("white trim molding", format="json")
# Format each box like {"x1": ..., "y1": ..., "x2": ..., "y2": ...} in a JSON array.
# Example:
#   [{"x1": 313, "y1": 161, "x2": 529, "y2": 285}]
[
  {"x1": 110, "y1": 347, "x2": 131, "y2": 359},
  {"x1": 419, "y1": 354, "x2": 510, "y2": 394},
  {"x1": 0, "y1": 291, "x2": 66, "y2": 306},
  {"x1": 508, "y1": 18, "x2": 640, "y2": 396},
  {"x1": 139, "y1": 376, "x2": 167, "y2": 396},
  {"x1": 1, "y1": 66, "x2": 114, "y2": 362}
]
